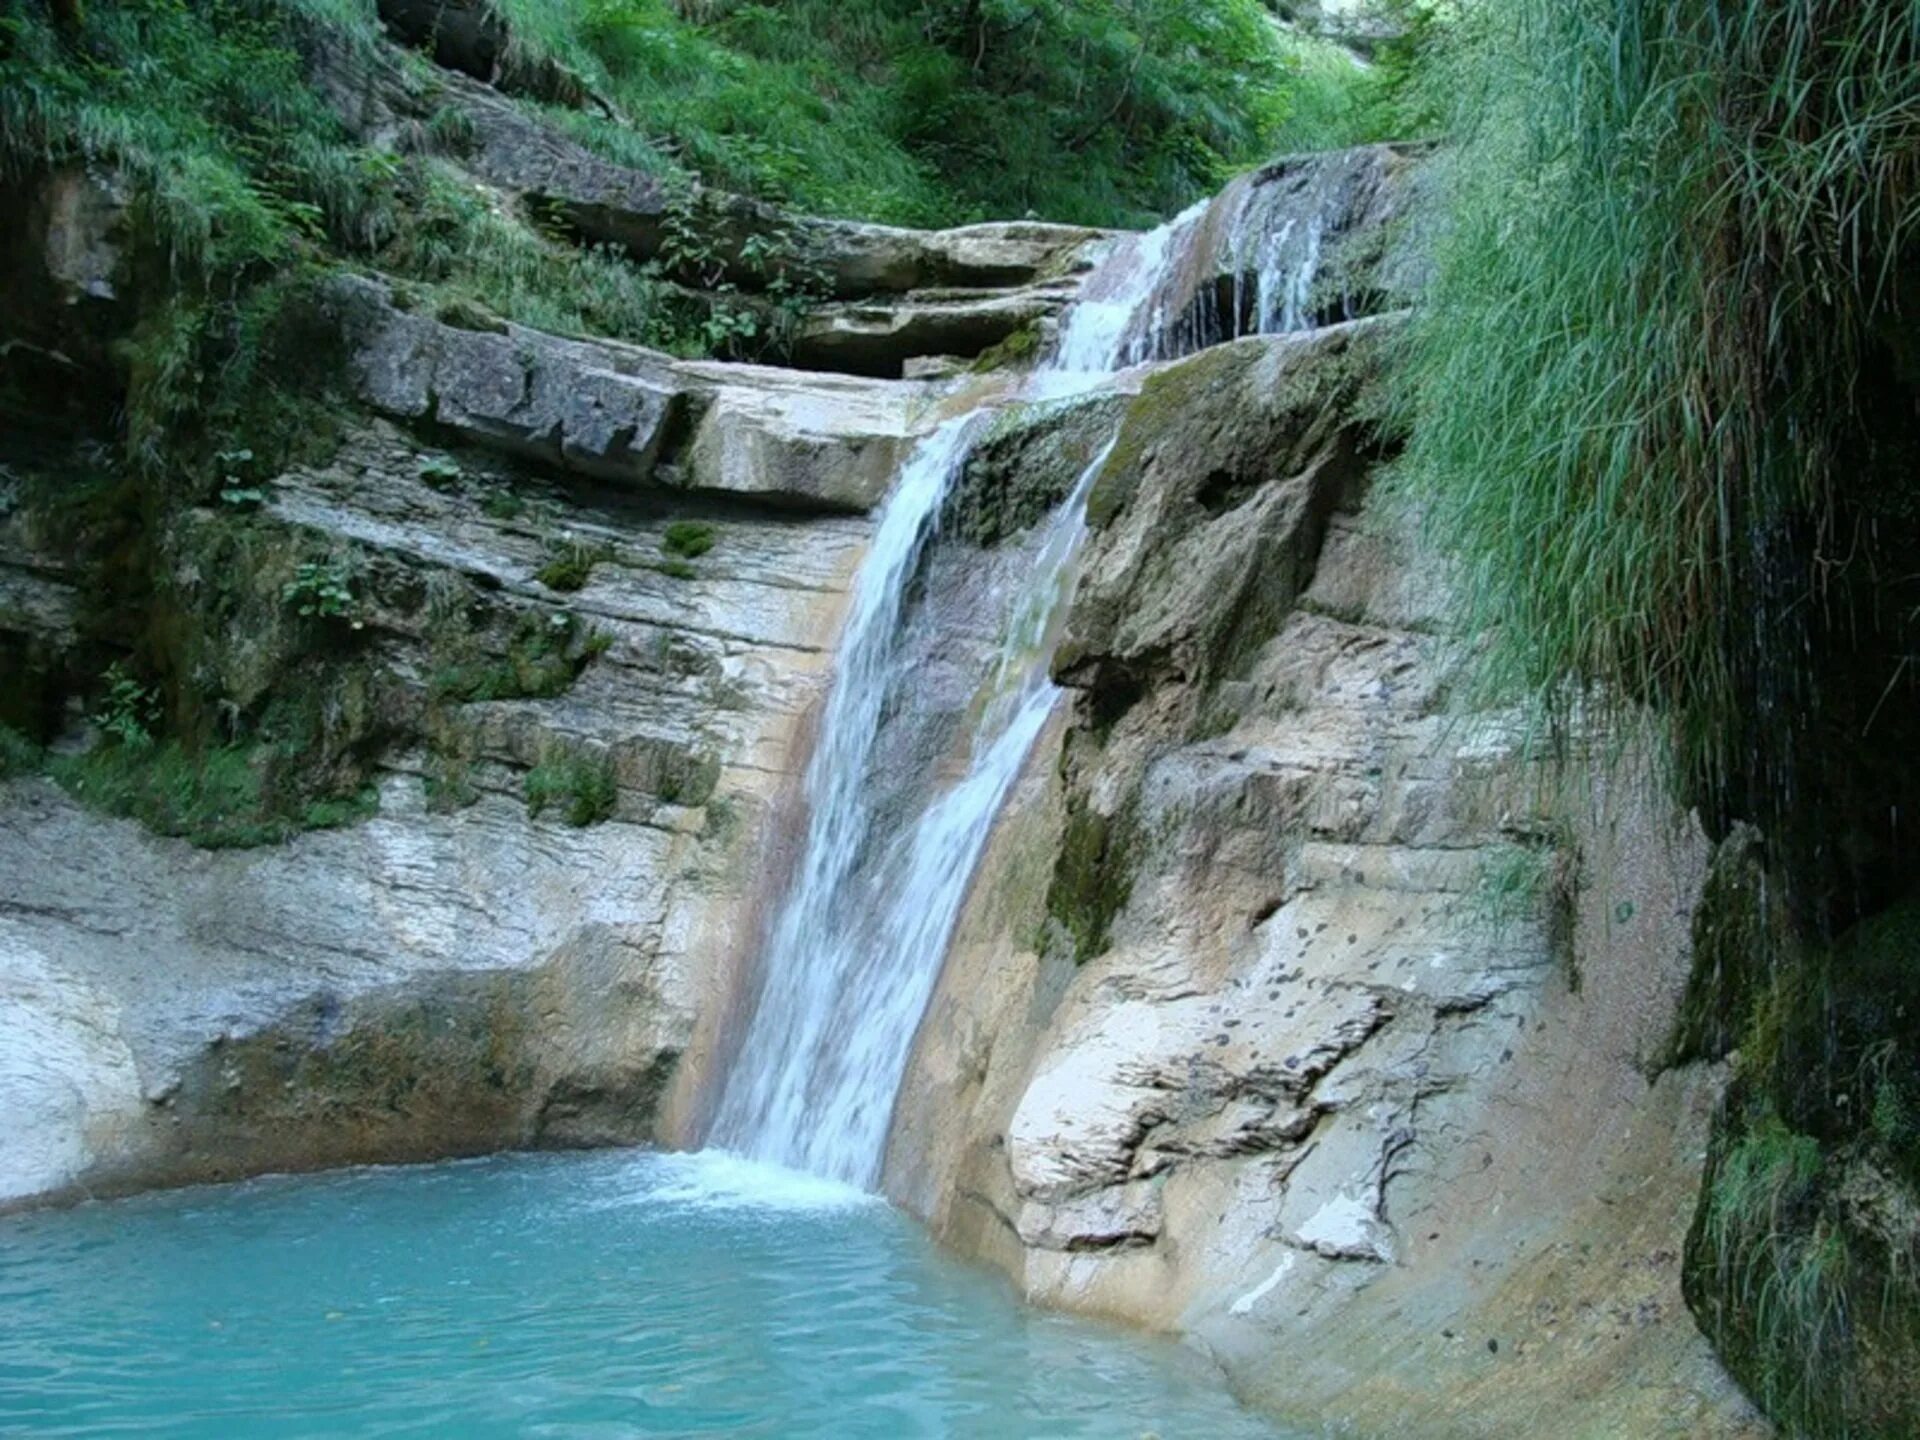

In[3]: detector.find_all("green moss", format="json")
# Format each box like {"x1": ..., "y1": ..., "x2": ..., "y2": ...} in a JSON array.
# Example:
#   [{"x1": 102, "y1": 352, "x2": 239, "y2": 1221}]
[
  {"x1": 657, "y1": 558, "x2": 697, "y2": 581},
  {"x1": 655, "y1": 750, "x2": 720, "y2": 807},
  {"x1": 945, "y1": 393, "x2": 1124, "y2": 547},
  {"x1": 661, "y1": 520, "x2": 717, "y2": 559},
  {"x1": 433, "y1": 297, "x2": 509, "y2": 335},
  {"x1": 524, "y1": 748, "x2": 617, "y2": 827},
  {"x1": 430, "y1": 612, "x2": 607, "y2": 704},
  {"x1": 421, "y1": 752, "x2": 481, "y2": 813},
  {"x1": 48, "y1": 739, "x2": 376, "y2": 849},
  {"x1": 1663, "y1": 827, "x2": 1777, "y2": 1069},
  {"x1": 1683, "y1": 897, "x2": 1920, "y2": 1437},
  {"x1": 967, "y1": 321, "x2": 1042, "y2": 373},
  {"x1": 1044, "y1": 789, "x2": 1139, "y2": 965},
  {"x1": 1089, "y1": 342, "x2": 1263, "y2": 529}
]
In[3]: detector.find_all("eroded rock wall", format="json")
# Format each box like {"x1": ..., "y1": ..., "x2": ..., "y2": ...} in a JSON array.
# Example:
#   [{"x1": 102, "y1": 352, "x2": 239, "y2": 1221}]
[
  {"x1": 885, "y1": 324, "x2": 1770, "y2": 1437},
  {"x1": 0, "y1": 404, "x2": 880, "y2": 1206}
]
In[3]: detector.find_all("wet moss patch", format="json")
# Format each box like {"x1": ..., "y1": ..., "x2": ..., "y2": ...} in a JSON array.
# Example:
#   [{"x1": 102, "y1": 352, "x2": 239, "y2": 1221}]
[{"x1": 1043, "y1": 787, "x2": 1139, "y2": 965}]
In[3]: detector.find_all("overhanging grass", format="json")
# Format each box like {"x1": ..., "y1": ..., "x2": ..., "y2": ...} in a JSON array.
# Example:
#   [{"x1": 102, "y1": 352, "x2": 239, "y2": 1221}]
[{"x1": 1395, "y1": 0, "x2": 1920, "y2": 797}]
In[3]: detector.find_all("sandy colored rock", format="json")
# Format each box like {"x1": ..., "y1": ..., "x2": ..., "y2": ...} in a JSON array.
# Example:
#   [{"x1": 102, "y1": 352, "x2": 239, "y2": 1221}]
[{"x1": 885, "y1": 331, "x2": 1768, "y2": 1438}]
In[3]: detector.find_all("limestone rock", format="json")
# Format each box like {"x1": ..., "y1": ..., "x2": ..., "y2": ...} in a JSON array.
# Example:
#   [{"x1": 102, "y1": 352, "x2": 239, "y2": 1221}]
[
  {"x1": 0, "y1": 410, "x2": 872, "y2": 1208},
  {"x1": 885, "y1": 318, "x2": 1766, "y2": 1439},
  {"x1": 329, "y1": 274, "x2": 924, "y2": 510}
]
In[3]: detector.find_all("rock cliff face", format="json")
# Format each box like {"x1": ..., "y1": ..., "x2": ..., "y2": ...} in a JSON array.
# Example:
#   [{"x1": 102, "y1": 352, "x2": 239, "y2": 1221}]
[
  {"x1": 1, "y1": 39, "x2": 1770, "y2": 1430},
  {"x1": 883, "y1": 323, "x2": 1769, "y2": 1437},
  {"x1": 0, "y1": 396, "x2": 881, "y2": 1205},
  {"x1": 0, "y1": 132, "x2": 1076, "y2": 1206}
]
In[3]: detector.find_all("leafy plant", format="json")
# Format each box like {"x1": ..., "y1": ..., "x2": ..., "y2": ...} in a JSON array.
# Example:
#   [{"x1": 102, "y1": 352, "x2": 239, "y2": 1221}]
[
  {"x1": 92, "y1": 663, "x2": 159, "y2": 750},
  {"x1": 283, "y1": 560, "x2": 364, "y2": 629},
  {"x1": 417, "y1": 454, "x2": 464, "y2": 489}
]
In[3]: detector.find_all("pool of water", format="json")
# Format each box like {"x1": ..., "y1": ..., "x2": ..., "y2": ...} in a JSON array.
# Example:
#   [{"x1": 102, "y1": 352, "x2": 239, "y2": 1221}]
[{"x1": 0, "y1": 1150, "x2": 1289, "y2": 1438}]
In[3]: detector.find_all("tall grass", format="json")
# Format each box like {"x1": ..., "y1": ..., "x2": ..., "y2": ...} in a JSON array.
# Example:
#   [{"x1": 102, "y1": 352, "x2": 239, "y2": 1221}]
[{"x1": 1396, "y1": 0, "x2": 1920, "y2": 808}]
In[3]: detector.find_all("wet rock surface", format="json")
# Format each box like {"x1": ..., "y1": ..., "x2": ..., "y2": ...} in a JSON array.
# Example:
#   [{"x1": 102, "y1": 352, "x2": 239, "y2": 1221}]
[
  {"x1": 884, "y1": 329, "x2": 1769, "y2": 1438},
  {"x1": 0, "y1": 409, "x2": 873, "y2": 1207}
]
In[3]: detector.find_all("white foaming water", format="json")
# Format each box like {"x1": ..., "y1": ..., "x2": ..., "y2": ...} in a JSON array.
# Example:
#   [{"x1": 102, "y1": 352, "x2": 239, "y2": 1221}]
[
  {"x1": 710, "y1": 169, "x2": 1335, "y2": 1189},
  {"x1": 624, "y1": 1150, "x2": 879, "y2": 1214}
]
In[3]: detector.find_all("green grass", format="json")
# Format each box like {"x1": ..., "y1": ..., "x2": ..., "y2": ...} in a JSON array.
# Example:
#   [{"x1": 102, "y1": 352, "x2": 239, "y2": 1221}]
[
  {"x1": 471, "y1": 0, "x2": 1393, "y2": 228},
  {"x1": 47, "y1": 738, "x2": 377, "y2": 849},
  {"x1": 661, "y1": 520, "x2": 716, "y2": 559},
  {"x1": 1394, "y1": 0, "x2": 1920, "y2": 803},
  {"x1": 0, "y1": 724, "x2": 44, "y2": 778},
  {"x1": 524, "y1": 748, "x2": 618, "y2": 826},
  {"x1": 535, "y1": 539, "x2": 607, "y2": 592}
]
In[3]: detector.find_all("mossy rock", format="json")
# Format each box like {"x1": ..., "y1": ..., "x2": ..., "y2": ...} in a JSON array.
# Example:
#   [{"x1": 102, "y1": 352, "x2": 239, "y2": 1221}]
[
  {"x1": 941, "y1": 390, "x2": 1124, "y2": 547},
  {"x1": 1043, "y1": 784, "x2": 1139, "y2": 965},
  {"x1": 1683, "y1": 898, "x2": 1920, "y2": 1437},
  {"x1": 435, "y1": 296, "x2": 511, "y2": 335}
]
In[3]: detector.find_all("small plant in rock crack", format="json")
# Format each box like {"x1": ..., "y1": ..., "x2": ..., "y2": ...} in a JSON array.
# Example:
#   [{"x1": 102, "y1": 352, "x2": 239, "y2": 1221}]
[
  {"x1": 92, "y1": 663, "x2": 159, "y2": 750},
  {"x1": 536, "y1": 536, "x2": 610, "y2": 592},
  {"x1": 662, "y1": 520, "x2": 717, "y2": 559},
  {"x1": 283, "y1": 560, "x2": 364, "y2": 629},
  {"x1": 216, "y1": 448, "x2": 265, "y2": 510},
  {"x1": 418, "y1": 454, "x2": 464, "y2": 490}
]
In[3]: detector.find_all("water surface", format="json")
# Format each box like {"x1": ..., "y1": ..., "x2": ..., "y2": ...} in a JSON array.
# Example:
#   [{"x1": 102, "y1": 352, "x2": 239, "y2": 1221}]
[{"x1": 0, "y1": 1150, "x2": 1288, "y2": 1438}]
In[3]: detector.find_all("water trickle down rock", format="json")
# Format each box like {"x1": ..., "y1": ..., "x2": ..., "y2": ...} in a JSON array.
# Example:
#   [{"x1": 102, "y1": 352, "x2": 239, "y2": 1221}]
[{"x1": 879, "y1": 149, "x2": 1768, "y2": 1440}]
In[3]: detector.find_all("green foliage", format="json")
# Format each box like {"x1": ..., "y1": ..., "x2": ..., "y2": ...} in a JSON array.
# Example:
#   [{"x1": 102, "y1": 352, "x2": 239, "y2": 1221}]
[
  {"x1": 417, "y1": 454, "x2": 464, "y2": 489},
  {"x1": 91, "y1": 662, "x2": 159, "y2": 750},
  {"x1": 0, "y1": 724, "x2": 44, "y2": 779},
  {"x1": 535, "y1": 538, "x2": 606, "y2": 592},
  {"x1": 1396, "y1": 0, "x2": 1920, "y2": 801},
  {"x1": 471, "y1": 0, "x2": 1389, "y2": 228},
  {"x1": 372, "y1": 157, "x2": 670, "y2": 345},
  {"x1": 282, "y1": 559, "x2": 364, "y2": 629},
  {"x1": 0, "y1": 0, "x2": 389, "y2": 281},
  {"x1": 48, "y1": 738, "x2": 376, "y2": 848},
  {"x1": 524, "y1": 747, "x2": 618, "y2": 826},
  {"x1": 1684, "y1": 900, "x2": 1920, "y2": 1436},
  {"x1": 481, "y1": 488, "x2": 527, "y2": 521},
  {"x1": 430, "y1": 611, "x2": 609, "y2": 703},
  {"x1": 661, "y1": 520, "x2": 716, "y2": 559}
]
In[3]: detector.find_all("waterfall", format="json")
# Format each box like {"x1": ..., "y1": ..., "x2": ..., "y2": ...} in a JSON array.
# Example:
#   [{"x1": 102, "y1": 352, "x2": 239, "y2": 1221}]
[{"x1": 709, "y1": 170, "x2": 1334, "y2": 1188}]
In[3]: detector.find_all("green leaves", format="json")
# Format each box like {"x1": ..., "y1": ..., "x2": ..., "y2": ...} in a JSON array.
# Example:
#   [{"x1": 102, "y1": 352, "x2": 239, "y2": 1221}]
[{"x1": 282, "y1": 560, "x2": 364, "y2": 629}]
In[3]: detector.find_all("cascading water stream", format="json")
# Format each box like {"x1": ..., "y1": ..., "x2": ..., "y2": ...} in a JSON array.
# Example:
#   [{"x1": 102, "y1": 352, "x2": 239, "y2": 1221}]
[{"x1": 709, "y1": 181, "x2": 1334, "y2": 1188}]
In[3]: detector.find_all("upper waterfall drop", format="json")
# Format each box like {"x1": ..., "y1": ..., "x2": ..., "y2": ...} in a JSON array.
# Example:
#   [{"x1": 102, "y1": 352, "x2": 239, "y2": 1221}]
[{"x1": 708, "y1": 171, "x2": 1336, "y2": 1188}]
